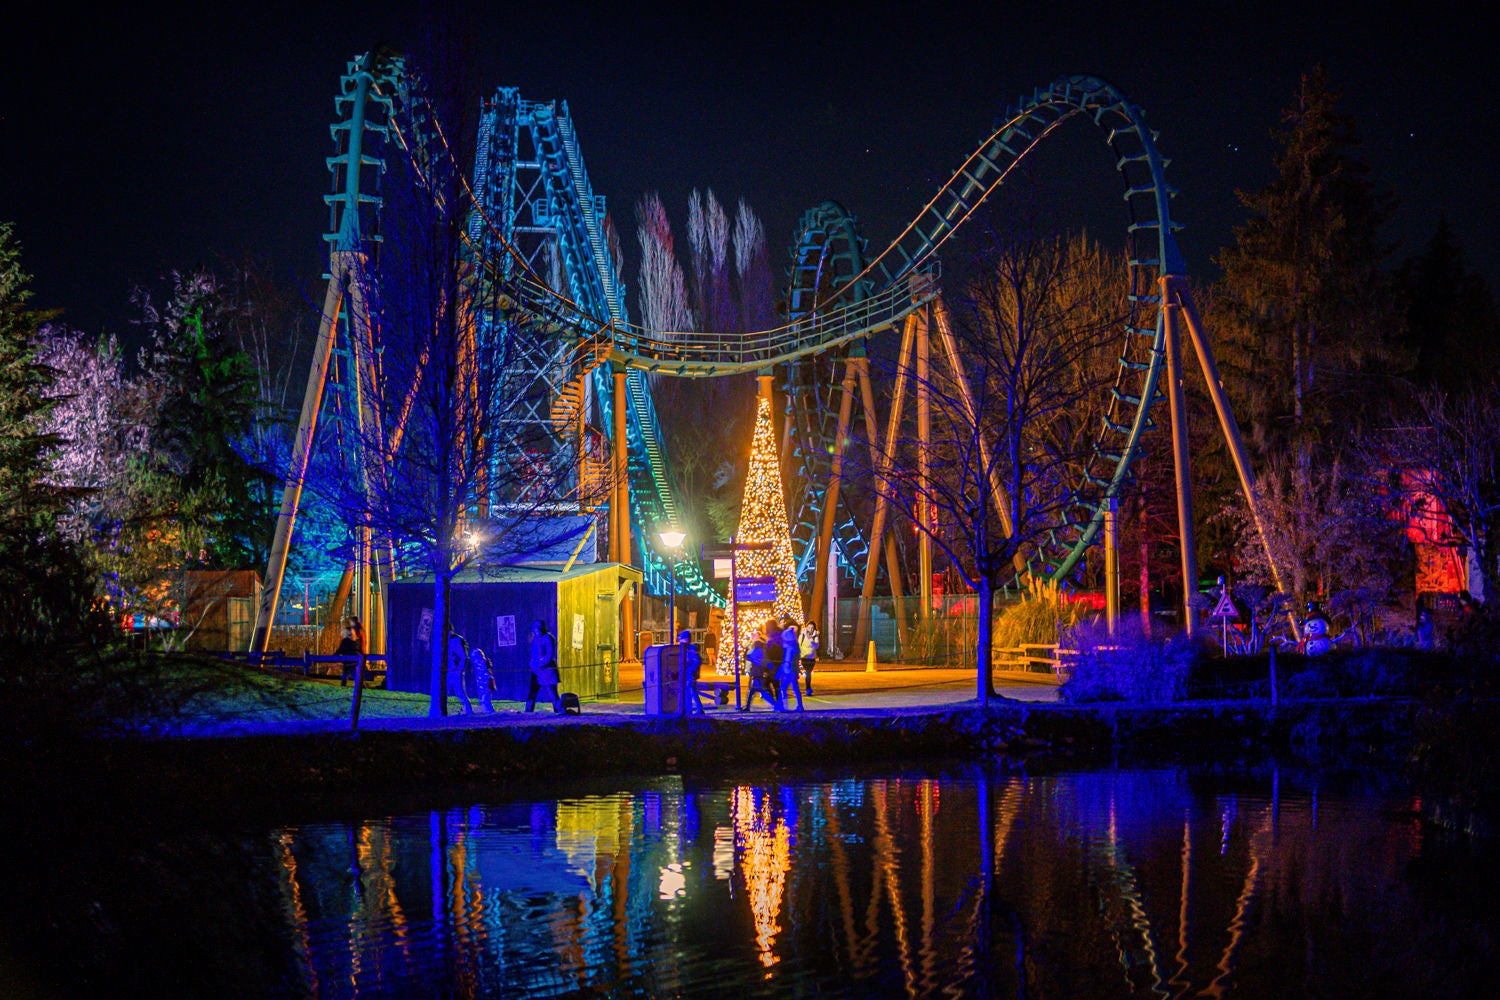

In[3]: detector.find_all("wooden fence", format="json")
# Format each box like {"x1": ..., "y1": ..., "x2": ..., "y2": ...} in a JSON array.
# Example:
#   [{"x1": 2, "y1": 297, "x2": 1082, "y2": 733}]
[{"x1": 218, "y1": 650, "x2": 387, "y2": 687}]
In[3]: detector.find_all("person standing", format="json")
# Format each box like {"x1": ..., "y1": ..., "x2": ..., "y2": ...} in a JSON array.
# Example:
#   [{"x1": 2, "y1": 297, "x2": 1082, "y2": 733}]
[
  {"x1": 798, "y1": 621, "x2": 820, "y2": 694},
  {"x1": 527, "y1": 619, "x2": 564, "y2": 713},
  {"x1": 1415, "y1": 609, "x2": 1436, "y2": 651},
  {"x1": 336, "y1": 623, "x2": 360, "y2": 656},
  {"x1": 335, "y1": 622, "x2": 361, "y2": 686},
  {"x1": 777, "y1": 618, "x2": 804, "y2": 711}
]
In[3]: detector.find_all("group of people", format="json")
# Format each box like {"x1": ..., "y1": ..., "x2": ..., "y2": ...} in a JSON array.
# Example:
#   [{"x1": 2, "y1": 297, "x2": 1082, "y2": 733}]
[
  {"x1": 743, "y1": 618, "x2": 818, "y2": 712},
  {"x1": 442, "y1": 619, "x2": 565, "y2": 715}
]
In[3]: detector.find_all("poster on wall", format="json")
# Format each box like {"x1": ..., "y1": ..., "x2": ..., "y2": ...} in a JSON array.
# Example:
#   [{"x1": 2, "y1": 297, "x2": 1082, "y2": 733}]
[
  {"x1": 417, "y1": 608, "x2": 434, "y2": 645},
  {"x1": 495, "y1": 615, "x2": 517, "y2": 647},
  {"x1": 572, "y1": 613, "x2": 586, "y2": 651}
]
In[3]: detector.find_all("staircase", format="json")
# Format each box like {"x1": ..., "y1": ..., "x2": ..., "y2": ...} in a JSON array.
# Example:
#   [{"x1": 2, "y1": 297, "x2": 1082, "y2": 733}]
[{"x1": 549, "y1": 329, "x2": 612, "y2": 431}]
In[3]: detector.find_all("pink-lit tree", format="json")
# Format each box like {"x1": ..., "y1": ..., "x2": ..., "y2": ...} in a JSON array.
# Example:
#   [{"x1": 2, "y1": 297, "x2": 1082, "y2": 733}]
[
  {"x1": 33, "y1": 327, "x2": 133, "y2": 539},
  {"x1": 635, "y1": 192, "x2": 695, "y2": 343}
]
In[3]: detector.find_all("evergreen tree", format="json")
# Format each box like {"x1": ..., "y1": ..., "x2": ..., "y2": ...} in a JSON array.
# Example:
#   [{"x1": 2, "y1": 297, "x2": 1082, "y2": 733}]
[
  {"x1": 713, "y1": 388, "x2": 804, "y2": 674},
  {"x1": 0, "y1": 223, "x2": 100, "y2": 652},
  {"x1": 0, "y1": 222, "x2": 64, "y2": 528},
  {"x1": 135, "y1": 270, "x2": 270, "y2": 568},
  {"x1": 1398, "y1": 219, "x2": 1500, "y2": 393},
  {"x1": 1212, "y1": 66, "x2": 1399, "y2": 455}
]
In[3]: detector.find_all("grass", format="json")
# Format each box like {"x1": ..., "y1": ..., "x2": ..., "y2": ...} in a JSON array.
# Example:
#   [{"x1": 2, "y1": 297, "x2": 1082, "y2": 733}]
[{"x1": 172, "y1": 673, "x2": 530, "y2": 733}]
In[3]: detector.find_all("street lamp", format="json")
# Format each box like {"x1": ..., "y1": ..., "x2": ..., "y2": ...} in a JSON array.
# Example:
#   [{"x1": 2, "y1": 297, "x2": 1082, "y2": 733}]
[{"x1": 658, "y1": 528, "x2": 687, "y2": 715}]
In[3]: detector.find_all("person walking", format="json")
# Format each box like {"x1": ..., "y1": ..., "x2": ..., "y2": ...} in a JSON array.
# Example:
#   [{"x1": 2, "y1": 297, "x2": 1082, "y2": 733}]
[
  {"x1": 678, "y1": 628, "x2": 706, "y2": 715},
  {"x1": 526, "y1": 619, "x2": 564, "y2": 713},
  {"x1": 742, "y1": 638, "x2": 777, "y2": 710},
  {"x1": 798, "y1": 621, "x2": 820, "y2": 694},
  {"x1": 777, "y1": 618, "x2": 804, "y2": 711},
  {"x1": 763, "y1": 621, "x2": 786, "y2": 709},
  {"x1": 447, "y1": 632, "x2": 474, "y2": 715}
]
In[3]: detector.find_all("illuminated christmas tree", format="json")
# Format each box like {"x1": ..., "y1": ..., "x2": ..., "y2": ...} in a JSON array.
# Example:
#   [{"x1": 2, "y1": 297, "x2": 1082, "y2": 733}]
[{"x1": 715, "y1": 381, "x2": 805, "y2": 674}]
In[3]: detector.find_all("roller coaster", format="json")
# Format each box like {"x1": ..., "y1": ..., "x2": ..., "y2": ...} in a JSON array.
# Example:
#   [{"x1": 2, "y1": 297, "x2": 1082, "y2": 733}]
[{"x1": 249, "y1": 48, "x2": 1283, "y2": 656}]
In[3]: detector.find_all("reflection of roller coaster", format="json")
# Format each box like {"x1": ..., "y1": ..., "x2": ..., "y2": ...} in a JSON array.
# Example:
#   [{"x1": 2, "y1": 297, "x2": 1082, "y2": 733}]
[{"x1": 251, "y1": 51, "x2": 1282, "y2": 654}]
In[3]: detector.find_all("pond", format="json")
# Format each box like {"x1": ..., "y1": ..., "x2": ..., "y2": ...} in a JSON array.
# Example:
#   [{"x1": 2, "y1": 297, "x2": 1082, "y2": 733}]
[{"x1": 5, "y1": 763, "x2": 1497, "y2": 997}]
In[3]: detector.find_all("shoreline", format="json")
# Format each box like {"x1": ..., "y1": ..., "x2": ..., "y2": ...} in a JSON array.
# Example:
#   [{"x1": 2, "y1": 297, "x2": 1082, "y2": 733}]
[{"x1": 25, "y1": 697, "x2": 1427, "y2": 820}]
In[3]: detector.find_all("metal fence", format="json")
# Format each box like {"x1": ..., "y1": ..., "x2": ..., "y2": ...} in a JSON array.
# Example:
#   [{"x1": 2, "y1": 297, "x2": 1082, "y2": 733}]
[{"x1": 825, "y1": 594, "x2": 1040, "y2": 666}]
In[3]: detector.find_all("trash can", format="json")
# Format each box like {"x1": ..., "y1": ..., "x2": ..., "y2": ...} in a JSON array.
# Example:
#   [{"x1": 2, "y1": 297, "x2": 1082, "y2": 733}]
[{"x1": 642, "y1": 644, "x2": 683, "y2": 716}]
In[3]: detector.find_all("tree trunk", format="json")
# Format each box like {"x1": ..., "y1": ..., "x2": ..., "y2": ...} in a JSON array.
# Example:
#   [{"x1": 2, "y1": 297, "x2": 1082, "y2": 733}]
[
  {"x1": 1137, "y1": 495, "x2": 1151, "y2": 635},
  {"x1": 976, "y1": 576, "x2": 997, "y2": 706},
  {"x1": 429, "y1": 565, "x2": 450, "y2": 718}
]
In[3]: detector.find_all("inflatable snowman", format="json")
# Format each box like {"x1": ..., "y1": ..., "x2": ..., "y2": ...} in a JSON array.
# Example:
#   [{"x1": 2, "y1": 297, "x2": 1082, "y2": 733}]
[{"x1": 1302, "y1": 602, "x2": 1332, "y2": 656}]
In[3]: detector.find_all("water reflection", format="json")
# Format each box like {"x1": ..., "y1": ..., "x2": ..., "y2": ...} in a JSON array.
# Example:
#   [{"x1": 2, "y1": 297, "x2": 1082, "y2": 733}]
[{"x1": 258, "y1": 768, "x2": 1486, "y2": 998}]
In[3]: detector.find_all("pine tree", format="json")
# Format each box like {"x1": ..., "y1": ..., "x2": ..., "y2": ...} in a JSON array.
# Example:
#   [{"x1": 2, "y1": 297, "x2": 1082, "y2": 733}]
[
  {"x1": 1212, "y1": 66, "x2": 1398, "y2": 455},
  {"x1": 0, "y1": 222, "x2": 99, "y2": 652},
  {"x1": 0, "y1": 223, "x2": 64, "y2": 533},
  {"x1": 1398, "y1": 219, "x2": 1500, "y2": 393},
  {"x1": 714, "y1": 389, "x2": 805, "y2": 674},
  {"x1": 135, "y1": 270, "x2": 269, "y2": 568}
]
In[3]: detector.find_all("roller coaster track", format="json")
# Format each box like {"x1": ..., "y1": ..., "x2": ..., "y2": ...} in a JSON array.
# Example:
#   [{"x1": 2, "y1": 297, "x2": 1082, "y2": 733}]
[
  {"x1": 258, "y1": 53, "x2": 1234, "y2": 650},
  {"x1": 517, "y1": 73, "x2": 1184, "y2": 591},
  {"x1": 772, "y1": 76, "x2": 1182, "y2": 591}
]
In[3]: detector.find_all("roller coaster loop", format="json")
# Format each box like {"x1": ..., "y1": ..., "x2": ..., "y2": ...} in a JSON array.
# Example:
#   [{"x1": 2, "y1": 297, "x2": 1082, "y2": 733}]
[{"x1": 251, "y1": 55, "x2": 1286, "y2": 655}]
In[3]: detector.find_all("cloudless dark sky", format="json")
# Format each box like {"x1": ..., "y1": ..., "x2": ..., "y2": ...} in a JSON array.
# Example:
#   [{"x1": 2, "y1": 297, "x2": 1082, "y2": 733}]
[{"x1": 2, "y1": 2, "x2": 1492, "y2": 340}]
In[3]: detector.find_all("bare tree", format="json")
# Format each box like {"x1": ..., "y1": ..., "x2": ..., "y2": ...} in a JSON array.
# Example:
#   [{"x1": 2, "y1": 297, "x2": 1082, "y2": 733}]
[
  {"x1": 1221, "y1": 450, "x2": 1407, "y2": 628},
  {"x1": 852, "y1": 229, "x2": 1120, "y2": 703}
]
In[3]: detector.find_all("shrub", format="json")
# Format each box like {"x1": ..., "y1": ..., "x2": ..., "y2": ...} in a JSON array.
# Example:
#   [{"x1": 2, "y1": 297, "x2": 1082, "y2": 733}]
[
  {"x1": 1059, "y1": 618, "x2": 1197, "y2": 703},
  {"x1": 993, "y1": 578, "x2": 1087, "y2": 650}
]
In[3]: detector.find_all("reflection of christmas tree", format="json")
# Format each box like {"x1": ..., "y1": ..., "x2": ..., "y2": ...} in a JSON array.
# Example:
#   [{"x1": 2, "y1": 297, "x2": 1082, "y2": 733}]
[{"x1": 715, "y1": 381, "x2": 805, "y2": 674}]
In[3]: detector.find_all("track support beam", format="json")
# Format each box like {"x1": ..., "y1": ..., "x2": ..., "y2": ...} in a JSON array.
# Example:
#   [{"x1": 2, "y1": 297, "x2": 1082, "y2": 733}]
[
  {"x1": 1162, "y1": 283, "x2": 1198, "y2": 636},
  {"x1": 252, "y1": 255, "x2": 353, "y2": 652}
]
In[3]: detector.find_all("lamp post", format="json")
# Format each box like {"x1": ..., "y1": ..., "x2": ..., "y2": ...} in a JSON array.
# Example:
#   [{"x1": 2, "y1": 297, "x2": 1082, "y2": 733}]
[{"x1": 658, "y1": 528, "x2": 686, "y2": 716}]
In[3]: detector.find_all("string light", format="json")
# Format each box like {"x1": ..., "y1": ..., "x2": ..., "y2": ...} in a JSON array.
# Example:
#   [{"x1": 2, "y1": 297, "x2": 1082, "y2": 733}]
[{"x1": 715, "y1": 393, "x2": 806, "y2": 674}]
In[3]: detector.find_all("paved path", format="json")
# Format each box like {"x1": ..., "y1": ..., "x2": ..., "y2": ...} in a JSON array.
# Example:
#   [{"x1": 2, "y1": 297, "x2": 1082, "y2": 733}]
[
  {"x1": 195, "y1": 661, "x2": 1059, "y2": 737},
  {"x1": 606, "y1": 661, "x2": 1059, "y2": 714}
]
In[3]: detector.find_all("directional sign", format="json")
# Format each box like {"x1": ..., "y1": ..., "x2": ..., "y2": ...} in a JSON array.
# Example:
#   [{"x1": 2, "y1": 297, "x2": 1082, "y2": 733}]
[
  {"x1": 735, "y1": 575, "x2": 777, "y2": 605},
  {"x1": 702, "y1": 541, "x2": 773, "y2": 558},
  {"x1": 1209, "y1": 590, "x2": 1239, "y2": 620}
]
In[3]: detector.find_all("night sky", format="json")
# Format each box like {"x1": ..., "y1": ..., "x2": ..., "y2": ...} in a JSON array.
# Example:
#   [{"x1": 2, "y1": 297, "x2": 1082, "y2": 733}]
[{"x1": 2, "y1": 2, "x2": 1492, "y2": 342}]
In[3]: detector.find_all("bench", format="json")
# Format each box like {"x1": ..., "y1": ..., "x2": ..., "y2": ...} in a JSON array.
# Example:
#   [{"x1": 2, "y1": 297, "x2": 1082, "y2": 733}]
[
  {"x1": 694, "y1": 679, "x2": 737, "y2": 707},
  {"x1": 218, "y1": 651, "x2": 386, "y2": 686},
  {"x1": 305, "y1": 654, "x2": 387, "y2": 687}
]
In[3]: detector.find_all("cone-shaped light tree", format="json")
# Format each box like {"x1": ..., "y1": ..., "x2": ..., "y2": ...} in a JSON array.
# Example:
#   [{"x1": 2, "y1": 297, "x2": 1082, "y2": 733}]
[{"x1": 714, "y1": 377, "x2": 805, "y2": 674}]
